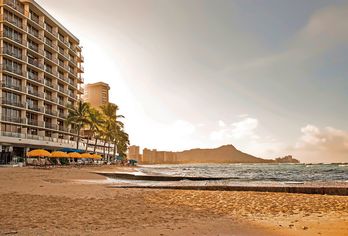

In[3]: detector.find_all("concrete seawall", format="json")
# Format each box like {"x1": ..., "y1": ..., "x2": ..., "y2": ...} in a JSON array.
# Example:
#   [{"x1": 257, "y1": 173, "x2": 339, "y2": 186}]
[{"x1": 110, "y1": 185, "x2": 348, "y2": 196}]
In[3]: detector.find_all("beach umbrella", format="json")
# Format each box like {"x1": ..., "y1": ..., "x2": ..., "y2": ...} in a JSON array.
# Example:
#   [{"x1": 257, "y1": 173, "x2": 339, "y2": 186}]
[
  {"x1": 80, "y1": 153, "x2": 92, "y2": 158},
  {"x1": 68, "y1": 152, "x2": 82, "y2": 158},
  {"x1": 27, "y1": 149, "x2": 51, "y2": 157},
  {"x1": 91, "y1": 154, "x2": 102, "y2": 159},
  {"x1": 51, "y1": 151, "x2": 69, "y2": 158}
]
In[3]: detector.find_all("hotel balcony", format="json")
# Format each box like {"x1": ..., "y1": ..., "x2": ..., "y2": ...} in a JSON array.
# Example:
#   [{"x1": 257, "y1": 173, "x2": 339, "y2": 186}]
[
  {"x1": 45, "y1": 123, "x2": 58, "y2": 130},
  {"x1": 45, "y1": 95, "x2": 57, "y2": 103},
  {"x1": 0, "y1": 64, "x2": 25, "y2": 77},
  {"x1": 27, "y1": 104, "x2": 44, "y2": 113},
  {"x1": 1, "y1": 15, "x2": 27, "y2": 31},
  {"x1": 45, "y1": 109, "x2": 57, "y2": 116},
  {"x1": 1, "y1": 99, "x2": 26, "y2": 108},
  {"x1": 1, "y1": 82, "x2": 25, "y2": 93},
  {"x1": 27, "y1": 89, "x2": 44, "y2": 98},
  {"x1": 28, "y1": 73, "x2": 44, "y2": 84},
  {"x1": 3, "y1": 0, "x2": 25, "y2": 14},
  {"x1": 1, "y1": 115, "x2": 26, "y2": 124},
  {"x1": 1, "y1": 47, "x2": 26, "y2": 61},
  {"x1": 27, "y1": 119, "x2": 41, "y2": 127}
]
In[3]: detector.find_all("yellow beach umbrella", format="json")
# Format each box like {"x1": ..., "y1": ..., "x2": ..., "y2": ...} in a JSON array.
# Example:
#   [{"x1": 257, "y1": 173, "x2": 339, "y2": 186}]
[
  {"x1": 68, "y1": 152, "x2": 82, "y2": 158},
  {"x1": 80, "y1": 153, "x2": 92, "y2": 158},
  {"x1": 91, "y1": 154, "x2": 102, "y2": 159},
  {"x1": 27, "y1": 149, "x2": 51, "y2": 157},
  {"x1": 51, "y1": 151, "x2": 69, "y2": 158}
]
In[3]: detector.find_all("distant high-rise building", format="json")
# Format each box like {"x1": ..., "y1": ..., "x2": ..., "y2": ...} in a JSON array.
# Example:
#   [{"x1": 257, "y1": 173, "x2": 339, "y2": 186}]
[
  {"x1": 127, "y1": 145, "x2": 141, "y2": 161},
  {"x1": 0, "y1": 0, "x2": 85, "y2": 163},
  {"x1": 83, "y1": 82, "x2": 110, "y2": 108}
]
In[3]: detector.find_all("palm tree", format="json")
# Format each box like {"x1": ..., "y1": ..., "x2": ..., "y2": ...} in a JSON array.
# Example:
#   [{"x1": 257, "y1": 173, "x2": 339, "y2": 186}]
[
  {"x1": 66, "y1": 100, "x2": 90, "y2": 150},
  {"x1": 100, "y1": 103, "x2": 125, "y2": 162},
  {"x1": 114, "y1": 128, "x2": 129, "y2": 159},
  {"x1": 85, "y1": 107, "x2": 103, "y2": 152}
]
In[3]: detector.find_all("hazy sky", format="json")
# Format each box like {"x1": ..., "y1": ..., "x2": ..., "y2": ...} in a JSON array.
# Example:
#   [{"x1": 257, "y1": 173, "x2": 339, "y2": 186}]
[{"x1": 37, "y1": 0, "x2": 348, "y2": 163}]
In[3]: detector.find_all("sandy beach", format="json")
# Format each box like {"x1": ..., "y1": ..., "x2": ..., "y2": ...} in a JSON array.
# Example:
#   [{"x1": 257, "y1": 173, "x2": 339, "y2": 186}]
[{"x1": 0, "y1": 166, "x2": 347, "y2": 236}]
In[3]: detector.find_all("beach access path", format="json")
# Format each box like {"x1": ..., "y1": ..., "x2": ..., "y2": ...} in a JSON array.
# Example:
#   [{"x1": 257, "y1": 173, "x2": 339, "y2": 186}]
[{"x1": 0, "y1": 166, "x2": 347, "y2": 236}]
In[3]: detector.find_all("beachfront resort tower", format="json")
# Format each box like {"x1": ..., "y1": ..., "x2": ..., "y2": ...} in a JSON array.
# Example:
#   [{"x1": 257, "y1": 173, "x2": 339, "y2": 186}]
[{"x1": 0, "y1": 0, "x2": 84, "y2": 163}]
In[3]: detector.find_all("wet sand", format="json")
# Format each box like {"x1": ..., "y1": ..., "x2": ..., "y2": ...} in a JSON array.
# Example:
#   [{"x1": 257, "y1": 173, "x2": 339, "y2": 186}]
[{"x1": 0, "y1": 166, "x2": 347, "y2": 235}]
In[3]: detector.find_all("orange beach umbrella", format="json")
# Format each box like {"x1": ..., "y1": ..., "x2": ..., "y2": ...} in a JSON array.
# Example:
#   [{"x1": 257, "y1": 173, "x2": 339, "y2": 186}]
[
  {"x1": 91, "y1": 154, "x2": 102, "y2": 159},
  {"x1": 80, "y1": 153, "x2": 92, "y2": 158},
  {"x1": 68, "y1": 152, "x2": 82, "y2": 158},
  {"x1": 51, "y1": 151, "x2": 69, "y2": 158},
  {"x1": 27, "y1": 149, "x2": 52, "y2": 157}
]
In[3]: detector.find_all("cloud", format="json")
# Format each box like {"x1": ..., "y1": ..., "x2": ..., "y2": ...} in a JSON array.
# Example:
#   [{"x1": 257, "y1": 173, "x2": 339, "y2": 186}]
[
  {"x1": 210, "y1": 116, "x2": 283, "y2": 158},
  {"x1": 293, "y1": 125, "x2": 348, "y2": 163},
  {"x1": 210, "y1": 117, "x2": 258, "y2": 141}
]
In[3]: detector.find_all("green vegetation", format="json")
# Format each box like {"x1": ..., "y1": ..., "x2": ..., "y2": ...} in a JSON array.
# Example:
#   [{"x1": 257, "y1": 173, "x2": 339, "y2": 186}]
[{"x1": 67, "y1": 101, "x2": 129, "y2": 160}]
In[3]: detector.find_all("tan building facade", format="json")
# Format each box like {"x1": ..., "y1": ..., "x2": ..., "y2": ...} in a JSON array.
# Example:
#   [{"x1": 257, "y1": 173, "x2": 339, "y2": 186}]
[
  {"x1": 127, "y1": 145, "x2": 141, "y2": 161},
  {"x1": 83, "y1": 82, "x2": 110, "y2": 108},
  {"x1": 0, "y1": 0, "x2": 88, "y2": 163},
  {"x1": 128, "y1": 147, "x2": 178, "y2": 164}
]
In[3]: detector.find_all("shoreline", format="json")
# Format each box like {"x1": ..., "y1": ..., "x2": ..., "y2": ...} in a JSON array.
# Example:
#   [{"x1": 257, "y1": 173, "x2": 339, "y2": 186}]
[{"x1": 1, "y1": 166, "x2": 347, "y2": 235}]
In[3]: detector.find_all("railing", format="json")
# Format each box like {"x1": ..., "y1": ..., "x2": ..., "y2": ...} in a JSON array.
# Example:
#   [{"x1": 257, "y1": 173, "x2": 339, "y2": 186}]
[
  {"x1": 45, "y1": 109, "x2": 57, "y2": 116},
  {"x1": 0, "y1": 64, "x2": 24, "y2": 76},
  {"x1": 1, "y1": 47, "x2": 25, "y2": 61},
  {"x1": 58, "y1": 112, "x2": 65, "y2": 118},
  {"x1": 44, "y1": 80, "x2": 58, "y2": 89},
  {"x1": 58, "y1": 126, "x2": 69, "y2": 132},
  {"x1": 27, "y1": 119, "x2": 41, "y2": 127},
  {"x1": 28, "y1": 57, "x2": 44, "y2": 69},
  {"x1": 1, "y1": 31, "x2": 25, "y2": 45},
  {"x1": 28, "y1": 74, "x2": 43, "y2": 84},
  {"x1": 3, "y1": 0, "x2": 25, "y2": 14},
  {"x1": 1, "y1": 99, "x2": 26, "y2": 108},
  {"x1": 28, "y1": 44, "x2": 44, "y2": 55},
  {"x1": 27, "y1": 89, "x2": 44, "y2": 98},
  {"x1": 1, "y1": 82, "x2": 25, "y2": 92},
  {"x1": 2, "y1": 15, "x2": 26, "y2": 31},
  {"x1": 45, "y1": 95, "x2": 57, "y2": 103},
  {"x1": 45, "y1": 123, "x2": 58, "y2": 130},
  {"x1": 27, "y1": 104, "x2": 43, "y2": 112},
  {"x1": 1, "y1": 116, "x2": 25, "y2": 124}
]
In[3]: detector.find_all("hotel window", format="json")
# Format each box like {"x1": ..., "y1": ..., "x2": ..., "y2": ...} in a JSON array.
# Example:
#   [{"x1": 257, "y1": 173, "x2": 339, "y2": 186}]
[
  {"x1": 2, "y1": 107, "x2": 20, "y2": 118},
  {"x1": 58, "y1": 96, "x2": 64, "y2": 104},
  {"x1": 28, "y1": 39, "x2": 39, "y2": 52},
  {"x1": 4, "y1": 26, "x2": 22, "y2": 43},
  {"x1": 58, "y1": 83, "x2": 64, "y2": 92},
  {"x1": 3, "y1": 75, "x2": 21, "y2": 87},
  {"x1": 28, "y1": 68, "x2": 39, "y2": 80},
  {"x1": 45, "y1": 37, "x2": 52, "y2": 47},
  {"x1": 28, "y1": 24, "x2": 39, "y2": 37},
  {"x1": 3, "y1": 91, "x2": 20, "y2": 103},
  {"x1": 58, "y1": 33, "x2": 64, "y2": 42},
  {"x1": 45, "y1": 22, "x2": 53, "y2": 33},
  {"x1": 45, "y1": 64, "x2": 52, "y2": 73},
  {"x1": 27, "y1": 98, "x2": 38, "y2": 108},
  {"x1": 29, "y1": 10, "x2": 39, "y2": 24},
  {"x1": 59, "y1": 46, "x2": 64, "y2": 55},
  {"x1": 4, "y1": 9, "x2": 23, "y2": 28},
  {"x1": 1, "y1": 124, "x2": 21, "y2": 133},
  {"x1": 4, "y1": 59, "x2": 22, "y2": 75},
  {"x1": 27, "y1": 83, "x2": 38, "y2": 94},
  {"x1": 4, "y1": 42, "x2": 22, "y2": 59},
  {"x1": 45, "y1": 50, "x2": 52, "y2": 60},
  {"x1": 8, "y1": 0, "x2": 24, "y2": 13}
]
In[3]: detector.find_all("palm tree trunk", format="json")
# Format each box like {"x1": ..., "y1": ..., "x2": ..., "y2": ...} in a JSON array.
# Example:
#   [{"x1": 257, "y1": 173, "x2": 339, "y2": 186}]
[
  {"x1": 93, "y1": 137, "x2": 98, "y2": 153},
  {"x1": 85, "y1": 135, "x2": 90, "y2": 152},
  {"x1": 113, "y1": 142, "x2": 117, "y2": 160},
  {"x1": 76, "y1": 128, "x2": 80, "y2": 150},
  {"x1": 107, "y1": 142, "x2": 111, "y2": 162},
  {"x1": 103, "y1": 140, "x2": 107, "y2": 161}
]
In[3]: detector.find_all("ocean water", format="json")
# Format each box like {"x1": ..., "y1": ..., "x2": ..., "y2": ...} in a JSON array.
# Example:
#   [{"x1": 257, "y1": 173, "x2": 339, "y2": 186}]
[{"x1": 136, "y1": 163, "x2": 348, "y2": 184}]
